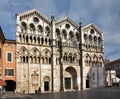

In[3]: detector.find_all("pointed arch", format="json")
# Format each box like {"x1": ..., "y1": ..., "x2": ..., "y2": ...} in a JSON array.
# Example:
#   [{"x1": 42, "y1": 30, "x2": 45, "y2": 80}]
[
  {"x1": 41, "y1": 48, "x2": 51, "y2": 56},
  {"x1": 19, "y1": 46, "x2": 28, "y2": 54},
  {"x1": 30, "y1": 47, "x2": 40, "y2": 56},
  {"x1": 92, "y1": 54, "x2": 98, "y2": 61}
]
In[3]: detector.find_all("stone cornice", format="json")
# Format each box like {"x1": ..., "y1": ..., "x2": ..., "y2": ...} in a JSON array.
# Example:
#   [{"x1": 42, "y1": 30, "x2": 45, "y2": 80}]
[{"x1": 17, "y1": 9, "x2": 50, "y2": 25}]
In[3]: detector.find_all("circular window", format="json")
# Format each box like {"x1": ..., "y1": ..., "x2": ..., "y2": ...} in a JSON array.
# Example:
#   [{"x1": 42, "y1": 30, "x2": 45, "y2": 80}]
[
  {"x1": 65, "y1": 23, "x2": 70, "y2": 29},
  {"x1": 21, "y1": 22, "x2": 27, "y2": 28},
  {"x1": 38, "y1": 25, "x2": 43, "y2": 32},
  {"x1": 45, "y1": 26, "x2": 50, "y2": 32},
  {"x1": 29, "y1": 23, "x2": 35, "y2": 30},
  {"x1": 33, "y1": 17, "x2": 39, "y2": 23},
  {"x1": 90, "y1": 29, "x2": 94, "y2": 34}
]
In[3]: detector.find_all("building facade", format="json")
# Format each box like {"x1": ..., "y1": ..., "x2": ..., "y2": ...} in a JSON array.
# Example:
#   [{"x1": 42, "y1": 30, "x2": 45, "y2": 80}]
[
  {"x1": 105, "y1": 59, "x2": 120, "y2": 86},
  {"x1": 16, "y1": 9, "x2": 105, "y2": 93},
  {"x1": 0, "y1": 26, "x2": 16, "y2": 91}
]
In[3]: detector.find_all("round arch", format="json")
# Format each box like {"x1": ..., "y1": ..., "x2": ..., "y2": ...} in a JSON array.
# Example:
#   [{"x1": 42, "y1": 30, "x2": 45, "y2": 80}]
[
  {"x1": 5, "y1": 80, "x2": 16, "y2": 91},
  {"x1": 64, "y1": 67, "x2": 77, "y2": 90}
]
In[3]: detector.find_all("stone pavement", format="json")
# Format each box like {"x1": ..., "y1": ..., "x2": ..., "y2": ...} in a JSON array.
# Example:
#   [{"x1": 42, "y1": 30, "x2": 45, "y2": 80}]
[
  {"x1": 1, "y1": 87, "x2": 120, "y2": 99},
  {"x1": 0, "y1": 91, "x2": 33, "y2": 99}
]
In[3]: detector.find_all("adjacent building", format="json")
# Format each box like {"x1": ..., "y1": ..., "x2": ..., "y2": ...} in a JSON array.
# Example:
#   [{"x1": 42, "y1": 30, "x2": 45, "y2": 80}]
[
  {"x1": 105, "y1": 59, "x2": 120, "y2": 86},
  {"x1": 16, "y1": 9, "x2": 105, "y2": 93},
  {"x1": 0, "y1": 26, "x2": 16, "y2": 91}
]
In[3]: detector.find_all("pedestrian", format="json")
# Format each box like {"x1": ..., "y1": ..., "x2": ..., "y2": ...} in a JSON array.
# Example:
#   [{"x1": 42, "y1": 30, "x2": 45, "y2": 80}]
[
  {"x1": 38, "y1": 87, "x2": 41, "y2": 93},
  {"x1": 35, "y1": 89, "x2": 37, "y2": 95},
  {"x1": 23, "y1": 90, "x2": 25, "y2": 94}
]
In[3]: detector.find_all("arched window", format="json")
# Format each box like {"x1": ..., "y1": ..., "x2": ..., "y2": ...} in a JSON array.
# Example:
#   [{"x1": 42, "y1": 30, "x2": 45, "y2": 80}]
[
  {"x1": 26, "y1": 56, "x2": 28, "y2": 63},
  {"x1": 26, "y1": 36, "x2": 28, "y2": 43},
  {"x1": 21, "y1": 22, "x2": 27, "y2": 33},
  {"x1": 45, "y1": 57, "x2": 48, "y2": 64},
  {"x1": 19, "y1": 34, "x2": 22, "y2": 42},
  {"x1": 62, "y1": 29, "x2": 67, "y2": 39},
  {"x1": 56, "y1": 28, "x2": 60, "y2": 38},
  {"x1": 45, "y1": 38, "x2": 47, "y2": 45},
  {"x1": 45, "y1": 26, "x2": 50, "y2": 36},
  {"x1": 94, "y1": 36, "x2": 97, "y2": 45},
  {"x1": 23, "y1": 35, "x2": 25, "y2": 43},
  {"x1": 68, "y1": 53, "x2": 73, "y2": 63},
  {"x1": 63, "y1": 53, "x2": 67, "y2": 61},
  {"x1": 38, "y1": 57, "x2": 40, "y2": 63},
  {"x1": 30, "y1": 36, "x2": 32, "y2": 43},
  {"x1": 98, "y1": 37, "x2": 102, "y2": 45},
  {"x1": 37, "y1": 37, "x2": 40, "y2": 44},
  {"x1": 33, "y1": 37, "x2": 36, "y2": 44},
  {"x1": 89, "y1": 35, "x2": 92, "y2": 44},
  {"x1": 85, "y1": 54, "x2": 91, "y2": 66},
  {"x1": 73, "y1": 53, "x2": 77, "y2": 63},
  {"x1": 23, "y1": 56, "x2": 26, "y2": 63},
  {"x1": 42, "y1": 57, "x2": 44, "y2": 64},
  {"x1": 69, "y1": 31, "x2": 74, "y2": 39},
  {"x1": 38, "y1": 25, "x2": 43, "y2": 32},
  {"x1": 41, "y1": 37, "x2": 44, "y2": 45},
  {"x1": 29, "y1": 23, "x2": 35, "y2": 34}
]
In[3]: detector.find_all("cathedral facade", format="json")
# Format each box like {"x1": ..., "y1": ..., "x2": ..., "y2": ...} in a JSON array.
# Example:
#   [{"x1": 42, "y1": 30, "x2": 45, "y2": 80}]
[{"x1": 16, "y1": 9, "x2": 105, "y2": 93}]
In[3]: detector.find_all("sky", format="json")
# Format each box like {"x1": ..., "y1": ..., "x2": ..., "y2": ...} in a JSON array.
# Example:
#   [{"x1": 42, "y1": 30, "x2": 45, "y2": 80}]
[{"x1": 0, "y1": 0, "x2": 120, "y2": 61}]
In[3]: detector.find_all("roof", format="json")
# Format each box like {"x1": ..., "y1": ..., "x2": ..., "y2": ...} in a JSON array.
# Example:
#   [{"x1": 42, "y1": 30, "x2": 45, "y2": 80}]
[{"x1": 105, "y1": 58, "x2": 120, "y2": 70}]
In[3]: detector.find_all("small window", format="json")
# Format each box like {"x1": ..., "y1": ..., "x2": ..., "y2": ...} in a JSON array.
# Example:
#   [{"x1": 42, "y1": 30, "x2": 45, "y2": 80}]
[
  {"x1": 65, "y1": 24, "x2": 70, "y2": 29},
  {"x1": 33, "y1": 17, "x2": 39, "y2": 23},
  {"x1": 90, "y1": 29, "x2": 94, "y2": 34},
  {"x1": 5, "y1": 69, "x2": 14, "y2": 76},
  {"x1": 7, "y1": 52, "x2": 12, "y2": 62}
]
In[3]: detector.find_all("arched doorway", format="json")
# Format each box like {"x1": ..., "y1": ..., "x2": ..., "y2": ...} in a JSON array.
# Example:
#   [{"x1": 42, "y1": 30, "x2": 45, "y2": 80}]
[
  {"x1": 5, "y1": 80, "x2": 16, "y2": 91},
  {"x1": 86, "y1": 74, "x2": 90, "y2": 88},
  {"x1": 64, "y1": 67, "x2": 77, "y2": 90},
  {"x1": 44, "y1": 76, "x2": 50, "y2": 91}
]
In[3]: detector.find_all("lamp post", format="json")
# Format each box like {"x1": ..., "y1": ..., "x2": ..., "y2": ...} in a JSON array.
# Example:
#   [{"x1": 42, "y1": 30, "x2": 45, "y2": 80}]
[{"x1": 79, "y1": 20, "x2": 83, "y2": 90}]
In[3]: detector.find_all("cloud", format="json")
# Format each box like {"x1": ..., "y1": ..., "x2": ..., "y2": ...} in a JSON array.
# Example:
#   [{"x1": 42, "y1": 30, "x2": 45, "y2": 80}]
[
  {"x1": 65, "y1": 0, "x2": 120, "y2": 60},
  {"x1": 0, "y1": 0, "x2": 120, "y2": 60}
]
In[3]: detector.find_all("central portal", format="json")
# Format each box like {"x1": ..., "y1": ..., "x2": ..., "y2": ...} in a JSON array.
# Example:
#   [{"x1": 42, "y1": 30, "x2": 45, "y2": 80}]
[
  {"x1": 64, "y1": 67, "x2": 77, "y2": 90},
  {"x1": 65, "y1": 78, "x2": 71, "y2": 89}
]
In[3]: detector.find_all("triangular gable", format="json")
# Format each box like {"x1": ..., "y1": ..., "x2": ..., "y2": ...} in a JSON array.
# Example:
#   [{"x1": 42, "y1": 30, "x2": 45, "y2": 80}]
[
  {"x1": 83, "y1": 23, "x2": 102, "y2": 36},
  {"x1": 56, "y1": 16, "x2": 78, "y2": 29},
  {"x1": 17, "y1": 9, "x2": 50, "y2": 25}
]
